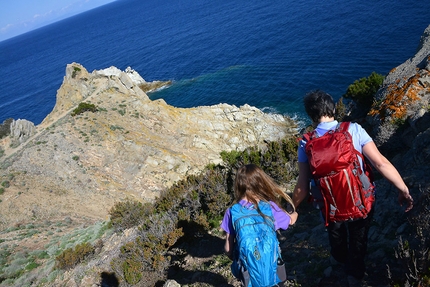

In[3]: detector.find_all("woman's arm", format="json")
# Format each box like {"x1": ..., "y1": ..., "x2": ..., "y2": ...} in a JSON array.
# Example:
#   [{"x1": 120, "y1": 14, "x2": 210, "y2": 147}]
[
  {"x1": 293, "y1": 162, "x2": 312, "y2": 208},
  {"x1": 362, "y1": 141, "x2": 413, "y2": 212}
]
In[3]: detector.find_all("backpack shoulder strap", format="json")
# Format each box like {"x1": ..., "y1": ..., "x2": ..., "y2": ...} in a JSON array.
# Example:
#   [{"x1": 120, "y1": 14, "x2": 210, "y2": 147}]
[
  {"x1": 336, "y1": 121, "x2": 350, "y2": 132},
  {"x1": 306, "y1": 122, "x2": 348, "y2": 140},
  {"x1": 337, "y1": 122, "x2": 373, "y2": 177},
  {"x1": 336, "y1": 122, "x2": 365, "y2": 160},
  {"x1": 303, "y1": 130, "x2": 317, "y2": 142}
]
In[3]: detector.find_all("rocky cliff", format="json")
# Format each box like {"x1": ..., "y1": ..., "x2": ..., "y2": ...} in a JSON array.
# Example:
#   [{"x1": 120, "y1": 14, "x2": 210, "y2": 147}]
[
  {"x1": 370, "y1": 24, "x2": 430, "y2": 150},
  {"x1": 0, "y1": 63, "x2": 297, "y2": 227},
  {"x1": 368, "y1": 25, "x2": 430, "y2": 197}
]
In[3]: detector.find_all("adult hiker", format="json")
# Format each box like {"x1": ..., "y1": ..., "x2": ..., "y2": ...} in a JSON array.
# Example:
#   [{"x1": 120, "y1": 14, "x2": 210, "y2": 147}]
[{"x1": 292, "y1": 90, "x2": 414, "y2": 286}]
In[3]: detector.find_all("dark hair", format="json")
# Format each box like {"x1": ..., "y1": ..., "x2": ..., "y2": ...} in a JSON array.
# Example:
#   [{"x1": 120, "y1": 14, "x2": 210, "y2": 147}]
[
  {"x1": 303, "y1": 90, "x2": 335, "y2": 123},
  {"x1": 234, "y1": 164, "x2": 294, "y2": 214}
]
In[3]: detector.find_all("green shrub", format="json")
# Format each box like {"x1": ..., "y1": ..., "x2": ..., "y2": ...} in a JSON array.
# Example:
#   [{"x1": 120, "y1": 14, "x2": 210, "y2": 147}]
[
  {"x1": 119, "y1": 254, "x2": 143, "y2": 285},
  {"x1": 344, "y1": 71, "x2": 384, "y2": 108},
  {"x1": 0, "y1": 118, "x2": 13, "y2": 139},
  {"x1": 220, "y1": 150, "x2": 241, "y2": 166},
  {"x1": 30, "y1": 250, "x2": 49, "y2": 260},
  {"x1": 71, "y1": 102, "x2": 98, "y2": 117},
  {"x1": 111, "y1": 211, "x2": 183, "y2": 285},
  {"x1": 55, "y1": 242, "x2": 95, "y2": 270},
  {"x1": 110, "y1": 125, "x2": 123, "y2": 131},
  {"x1": 1, "y1": 181, "x2": 10, "y2": 188},
  {"x1": 25, "y1": 261, "x2": 39, "y2": 271},
  {"x1": 335, "y1": 97, "x2": 348, "y2": 121},
  {"x1": 71, "y1": 66, "x2": 81, "y2": 78},
  {"x1": 109, "y1": 200, "x2": 153, "y2": 232}
]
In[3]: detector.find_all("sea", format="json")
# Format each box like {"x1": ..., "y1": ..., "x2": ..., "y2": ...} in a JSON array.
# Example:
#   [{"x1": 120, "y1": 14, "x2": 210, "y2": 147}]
[{"x1": 0, "y1": 0, "x2": 429, "y2": 126}]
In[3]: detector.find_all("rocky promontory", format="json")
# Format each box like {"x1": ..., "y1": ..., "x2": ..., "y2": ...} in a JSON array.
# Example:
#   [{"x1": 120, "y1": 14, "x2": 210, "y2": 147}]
[{"x1": 0, "y1": 63, "x2": 297, "y2": 227}]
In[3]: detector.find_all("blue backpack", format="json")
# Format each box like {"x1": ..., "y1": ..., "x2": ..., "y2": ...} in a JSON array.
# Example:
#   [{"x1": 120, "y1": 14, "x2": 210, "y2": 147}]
[{"x1": 230, "y1": 201, "x2": 286, "y2": 287}]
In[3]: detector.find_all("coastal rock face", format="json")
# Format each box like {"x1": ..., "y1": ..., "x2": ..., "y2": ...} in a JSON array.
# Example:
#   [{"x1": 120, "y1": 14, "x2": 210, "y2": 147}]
[
  {"x1": 370, "y1": 24, "x2": 430, "y2": 149},
  {"x1": 368, "y1": 24, "x2": 430, "y2": 204},
  {"x1": 0, "y1": 63, "x2": 297, "y2": 226}
]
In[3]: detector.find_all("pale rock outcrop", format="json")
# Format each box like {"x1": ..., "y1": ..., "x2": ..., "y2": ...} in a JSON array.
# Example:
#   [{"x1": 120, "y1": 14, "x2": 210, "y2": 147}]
[
  {"x1": 41, "y1": 63, "x2": 151, "y2": 127},
  {"x1": 9, "y1": 119, "x2": 36, "y2": 144}
]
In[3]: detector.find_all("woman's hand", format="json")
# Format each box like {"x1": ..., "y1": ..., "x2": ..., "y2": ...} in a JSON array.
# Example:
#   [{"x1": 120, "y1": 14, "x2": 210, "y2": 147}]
[{"x1": 398, "y1": 188, "x2": 414, "y2": 212}]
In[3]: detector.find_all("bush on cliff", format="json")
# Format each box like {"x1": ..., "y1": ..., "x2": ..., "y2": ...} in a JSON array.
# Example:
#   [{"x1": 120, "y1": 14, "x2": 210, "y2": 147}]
[
  {"x1": 55, "y1": 242, "x2": 95, "y2": 270},
  {"x1": 109, "y1": 200, "x2": 154, "y2": 232},
  {"x1": 0, "y1": 118, "x2": 13, "y2": 139},
  {"x1": 343, "y1": 71, "x2": 384, "y2": 109},
  {"x1": 71, "y1": 102, "x2": 98, "y2": 116}
]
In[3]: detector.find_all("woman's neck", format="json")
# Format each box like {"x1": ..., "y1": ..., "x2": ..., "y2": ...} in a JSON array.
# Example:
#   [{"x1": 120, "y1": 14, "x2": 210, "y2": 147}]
[{"x1": 319, "y1": 116, "x2": 335, "y2": 123}]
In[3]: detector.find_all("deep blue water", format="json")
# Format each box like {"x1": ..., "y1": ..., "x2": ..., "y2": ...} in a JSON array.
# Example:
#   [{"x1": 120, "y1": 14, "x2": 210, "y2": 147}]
[{"x1": 0, "y1": 0, "x2": 429, "y2": 125}]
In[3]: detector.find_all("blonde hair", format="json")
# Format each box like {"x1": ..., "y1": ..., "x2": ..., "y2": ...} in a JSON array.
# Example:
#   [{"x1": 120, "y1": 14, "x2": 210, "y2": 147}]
[{"x1": 234, "y1": 164, "x2": 295, "y2": 214}]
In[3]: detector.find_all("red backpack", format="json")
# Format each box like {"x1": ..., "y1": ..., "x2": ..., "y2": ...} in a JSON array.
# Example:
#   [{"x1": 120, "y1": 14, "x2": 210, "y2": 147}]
[{"x1": 303, "y1": 122, "x2": 375, "y2": 226}]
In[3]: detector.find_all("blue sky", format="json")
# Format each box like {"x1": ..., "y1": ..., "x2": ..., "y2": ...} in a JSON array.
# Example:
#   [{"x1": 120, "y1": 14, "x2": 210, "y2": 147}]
[{"x1": 0, "y1": 0, "x2": 116, "y2": 42}]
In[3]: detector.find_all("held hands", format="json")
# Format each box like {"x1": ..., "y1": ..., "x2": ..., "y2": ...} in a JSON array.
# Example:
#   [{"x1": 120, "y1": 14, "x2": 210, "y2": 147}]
[{"x1": 398, "y1": 188, "x2": 414, "y2": 212}]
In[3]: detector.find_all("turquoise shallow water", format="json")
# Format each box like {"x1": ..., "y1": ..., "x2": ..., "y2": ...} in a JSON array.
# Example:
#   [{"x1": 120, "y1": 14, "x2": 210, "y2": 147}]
[{"x1": 0, "y1": 0, "x2": 429, "y2": 124}]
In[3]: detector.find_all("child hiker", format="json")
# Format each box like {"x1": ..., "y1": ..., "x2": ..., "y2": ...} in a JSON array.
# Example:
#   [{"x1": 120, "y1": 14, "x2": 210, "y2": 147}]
[{"x1": 221, "y1": 164, "x2": 298, "y2": 287}]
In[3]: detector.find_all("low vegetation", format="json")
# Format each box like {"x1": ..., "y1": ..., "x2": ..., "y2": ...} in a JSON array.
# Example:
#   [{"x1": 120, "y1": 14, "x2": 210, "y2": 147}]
[
  {"x1": 343, "y1": 71, "x2": 384, "y2": 109},
  {"x1": 0, "y1": 220, "x2": 110, "y2": 285},
  {"x1": 71, "y1": 66, "x2": 81, "y2": 79},
  {"x1": 71, "y1": 102, "x2": 98, "y2": 117},
  {"x1": 0, "y1": 118, "x2": 13, "y2": 140},
  {"x1": 55, "y1": 242, "x2": 95, "y2": 270}
]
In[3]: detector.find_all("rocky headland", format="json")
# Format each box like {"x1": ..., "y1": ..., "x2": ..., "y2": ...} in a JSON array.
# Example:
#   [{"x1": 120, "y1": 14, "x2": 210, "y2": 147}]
[
  {"x1": 0, "y1": 63, "x2": 297, "y2": 228},
  {"x1": 0, "y1": 24, "x2": 429, "y2": 287}
]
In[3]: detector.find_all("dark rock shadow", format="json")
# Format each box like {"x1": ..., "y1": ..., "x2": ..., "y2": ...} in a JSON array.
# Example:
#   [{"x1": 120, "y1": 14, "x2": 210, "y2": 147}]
[
  {"x1": 99, "y1": 271, "x2": 119, "y2": 287},
  {"x1": 163, "y1": 270, "x2": 235, "y2": 287},
  {"x1": 161, "y1": 220, "x2": 234, "y2": 286}
]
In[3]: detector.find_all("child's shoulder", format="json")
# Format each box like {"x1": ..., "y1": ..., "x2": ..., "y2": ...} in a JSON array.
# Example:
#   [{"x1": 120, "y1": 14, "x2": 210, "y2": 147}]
[{"x1": 268, "y1": 201, "x2": 282, "y2": 210}]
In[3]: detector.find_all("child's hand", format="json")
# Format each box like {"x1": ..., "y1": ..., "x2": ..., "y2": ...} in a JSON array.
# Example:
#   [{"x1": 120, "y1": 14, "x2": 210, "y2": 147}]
[{"x1": 288, "y1": 211, "x2": 298, "y2": 225}]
